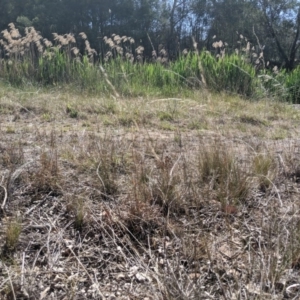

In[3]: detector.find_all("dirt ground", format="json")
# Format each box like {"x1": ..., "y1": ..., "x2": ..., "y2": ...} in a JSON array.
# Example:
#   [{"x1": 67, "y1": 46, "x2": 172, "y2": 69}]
[{"x1": 1, "y1": 90, "x2": 300, "y2": 299}]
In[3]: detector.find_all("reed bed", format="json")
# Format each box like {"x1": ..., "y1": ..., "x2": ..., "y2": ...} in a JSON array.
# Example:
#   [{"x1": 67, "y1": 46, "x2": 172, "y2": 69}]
[{"x1": 0, "y1": 23, "x2": 299, "y2": 101}]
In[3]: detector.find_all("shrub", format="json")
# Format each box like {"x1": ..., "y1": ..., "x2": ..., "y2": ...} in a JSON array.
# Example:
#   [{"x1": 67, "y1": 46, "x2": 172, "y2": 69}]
[
  {"x1": 199, "y1": 51, "x2": 257, "y2": 97},
  {"x1": 285, "y1": 66, "x2": 300, "y2": 103},
  {"x1": 258, "y1": 68, "x2": 288, "y2": 100}
]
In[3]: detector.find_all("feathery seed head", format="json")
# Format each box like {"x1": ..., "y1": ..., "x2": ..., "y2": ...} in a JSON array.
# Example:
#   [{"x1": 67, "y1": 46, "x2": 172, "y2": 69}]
[
  {"x1": 8, "y1": 23, "x2": 15, "y2": 30},
  {"x1": 135, "y1": 46, "x2": 144, "y2": 55},
  {"x1": 116, "y1": 46, "x2": 123, "y2": 55},
  {"x1": 113, "y1": 35, "x2": 121, "y2": 42},
  {"x1": 65, "y1": 33, "x2": 76, "y2": 44},
  {"x1": 246, "y1": 42, "x2": 250, "y2": 51},
  {"x1": 43, "y1": 39, "x2": 53, "y2": 48},
  {"x1": 125, "y1": 52, "x2": 133, "y2": 60},
  {"x1": 136, "y1": 54, "x2": 143, "y2": 62},
  {"x1": 182, "y1": 49, "x2": 188, "y2": 55},
  {"x1": 1, "y1": 29, "x2": 11, "y2": 40},
  {"x1": 159, "y1": 48, "x2": 167, "y2": 57},
  {"x1": 71, "y1": 47, "x2": 79, "y2": 55},
  {"x1": 273, "y1": 66, "x2": 278, "y2": 74},
  {"x1": 161, "y1": 57, "x2": 168, "y2": 64},
  {"x1": 10, "y1": 28, "x2": 20, "y2": 39},
  {"x1": 79, "y1": 32, "x2": 87, "y2": 40},
  {"x1": 37, "y1": 45, "x2": 43, "y2": 53}
]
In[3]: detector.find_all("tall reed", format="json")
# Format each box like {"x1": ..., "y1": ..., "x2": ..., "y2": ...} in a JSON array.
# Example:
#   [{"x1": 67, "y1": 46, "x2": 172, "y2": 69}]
[{"x1": 0, "y1": 23, "x2": 298, "y2": 100}]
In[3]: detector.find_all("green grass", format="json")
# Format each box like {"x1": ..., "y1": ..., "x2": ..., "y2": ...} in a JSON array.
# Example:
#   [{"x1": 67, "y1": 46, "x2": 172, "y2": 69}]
[{"x1": 1, "y1": 24, "x2": 300, "y2": 101}]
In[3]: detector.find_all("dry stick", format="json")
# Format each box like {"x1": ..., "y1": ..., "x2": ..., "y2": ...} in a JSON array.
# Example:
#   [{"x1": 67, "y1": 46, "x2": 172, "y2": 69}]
[
  {"x1": 0, "y1": 183, "x2": 8, "y2": 212},
  {"x1": 20, "y1": 252, "x2": 29, "y2": 298},
  {"x1": 24, "y1": 191, "x2": 52, "y2": 216},
  {"x1": 147, "y1": 32, "x2": 155, "y2": 53},
  {"x1": 21, "y1": 252, "x2": 25, "y2": 289},
  {"x1": 277, "y1": 153, "x2": 288, "y2": 175},
  {"x1": 9, "y1": 101, "x2": 37, "y2": 117},
  {"x1": 91, "y1": 205, "x2": 165, "y2": 294},
  {"x1": 96, "y1": 161, "x2": 106, "y2": 191},
  {"x1": 253, "y1": 26, "x2": 266, "y2": 69},
  {"x1": 90, "y1": 208, "x2": 155, "y2": 277},
  {"x1": 168, "y1": 153, "x2": 182, "y2": 182},
  {"x1": 165, "y1": 260, "x2": 183, "y2": 296},
  {"x1": 65, "y1": 243, "x2": 105, "y2": 299},
  {"x1": 96, "y1": 162, "x2": 115, "y2": 201},
  {"x1": 4, "y1": 264, "x2": 16, "y2": 300},
  {"x1": 99, "y1": 65, "x2": 120, "y2": 98},
  {"x1": 286, "y1": 283, "x2": 300, "y2": 294},
  {"x1": 31, "y1": 245, "x2": 47, "y2": 270},
  {"x1": 0, "y1": 278, "x2": 10, "y2": 291},
  {"x1": 149, "y1": 98, "x2": 193, "y2": 106},
  {"x1": 233, "y1": 138, "x2": 257, "y2": 154},
  {"x1": 214, "y1": 270, "x2": 229, "y2": 300},
  {"x1": 0, "y1": 170, "x2": 8, "y2": 213},
  {"x1": 261, "y1": 175, "x2": 283, "y2": 207},
  {"x1": 204, "y1": 291, "x2": 215, "y2": 299}
]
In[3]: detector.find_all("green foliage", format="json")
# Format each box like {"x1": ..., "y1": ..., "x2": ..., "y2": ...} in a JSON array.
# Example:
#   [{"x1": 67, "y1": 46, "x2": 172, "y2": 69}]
[
  {"x1": 199, "y1": 52, "x2": 256, "y2": 97},
  {"x1": 1, "y1": 23, "x2": 300, "y2": 101},
  {"x1": 285, "y1": 66, "x2": 300, "y2": 104},
  {"x1": 170, "y1": 53, "x2": 201, "y2": 86},
  {"x1": 66, "y1": 104, "x2": 78, "y2": 118},
  {"x1": 0, "y1": 0, "x2": 299, "y2": 71},
  {"x1": 258, "y1": 69, "x2": 288, "y2": 100},
  {"x1": 259, "y1": 67, "x2": 300, "y2": 103},
  {"x1": 37, "y1": 49, "x2": 70, "y2": 84}
]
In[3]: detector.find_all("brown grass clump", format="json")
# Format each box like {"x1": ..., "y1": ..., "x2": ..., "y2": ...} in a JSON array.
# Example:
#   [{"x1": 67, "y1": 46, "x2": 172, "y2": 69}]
[
  {"x1": 252, "y1": 152, "x2": 277, "y2": 191},
  {"x1": 29, "y1": 150, "x2": 61, "y2": 196},
  {"x1": 197, "y1": 140, "x2": 251, "y2": 208},
  {"x1": 2, "y1": 217, "x2": 22, "y2": 254}
]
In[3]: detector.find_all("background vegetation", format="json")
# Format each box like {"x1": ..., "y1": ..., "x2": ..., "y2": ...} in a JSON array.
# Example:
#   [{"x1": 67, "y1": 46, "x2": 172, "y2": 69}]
[
  {"x1": 0, "y1": 0, "x2": 300, "y2": 100},
  {"x1": 1, "y1": 0, "x2": 300, "y2": 69},
  {"x1": 1, "y1": 21, "x2": 300, "y2": 102}
]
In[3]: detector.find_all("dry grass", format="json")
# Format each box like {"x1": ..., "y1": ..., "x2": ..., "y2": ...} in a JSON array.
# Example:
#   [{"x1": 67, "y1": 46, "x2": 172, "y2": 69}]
[{"x1": 1, "y1": 85, "x2": 300, "y2": 299}]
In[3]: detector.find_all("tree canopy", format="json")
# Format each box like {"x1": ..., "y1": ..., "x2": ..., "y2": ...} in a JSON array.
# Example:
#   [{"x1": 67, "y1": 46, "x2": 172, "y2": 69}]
[{"x1": 1, "y1": 0, "x2": 299, "y2": 68}]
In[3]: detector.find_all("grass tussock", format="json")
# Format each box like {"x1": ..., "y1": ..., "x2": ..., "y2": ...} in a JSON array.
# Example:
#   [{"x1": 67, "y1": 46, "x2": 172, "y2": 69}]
[
  {"x1": 252, "y1": 152, "x2": 277, "y2": 191},
  {"x1": 30, "y1": 150, "x2": 61, "y2": 195},
  {"x1": 3, "y1": 218, "x2": 22, "y2": 254},
  {"x1": 197, "y1": 141, "x2": 251, "y2": 209}
]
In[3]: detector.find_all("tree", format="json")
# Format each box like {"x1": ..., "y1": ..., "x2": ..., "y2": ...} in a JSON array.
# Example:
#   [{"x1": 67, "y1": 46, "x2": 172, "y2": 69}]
[{"x1": 258, "y1": 0, "x2": 300, "y2": 69}]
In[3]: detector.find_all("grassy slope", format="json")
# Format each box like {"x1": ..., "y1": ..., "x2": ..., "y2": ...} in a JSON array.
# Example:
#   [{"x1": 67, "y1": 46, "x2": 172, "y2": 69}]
[{"x1": 1, "y1": 83, "x2": 300, "y2": 299}]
